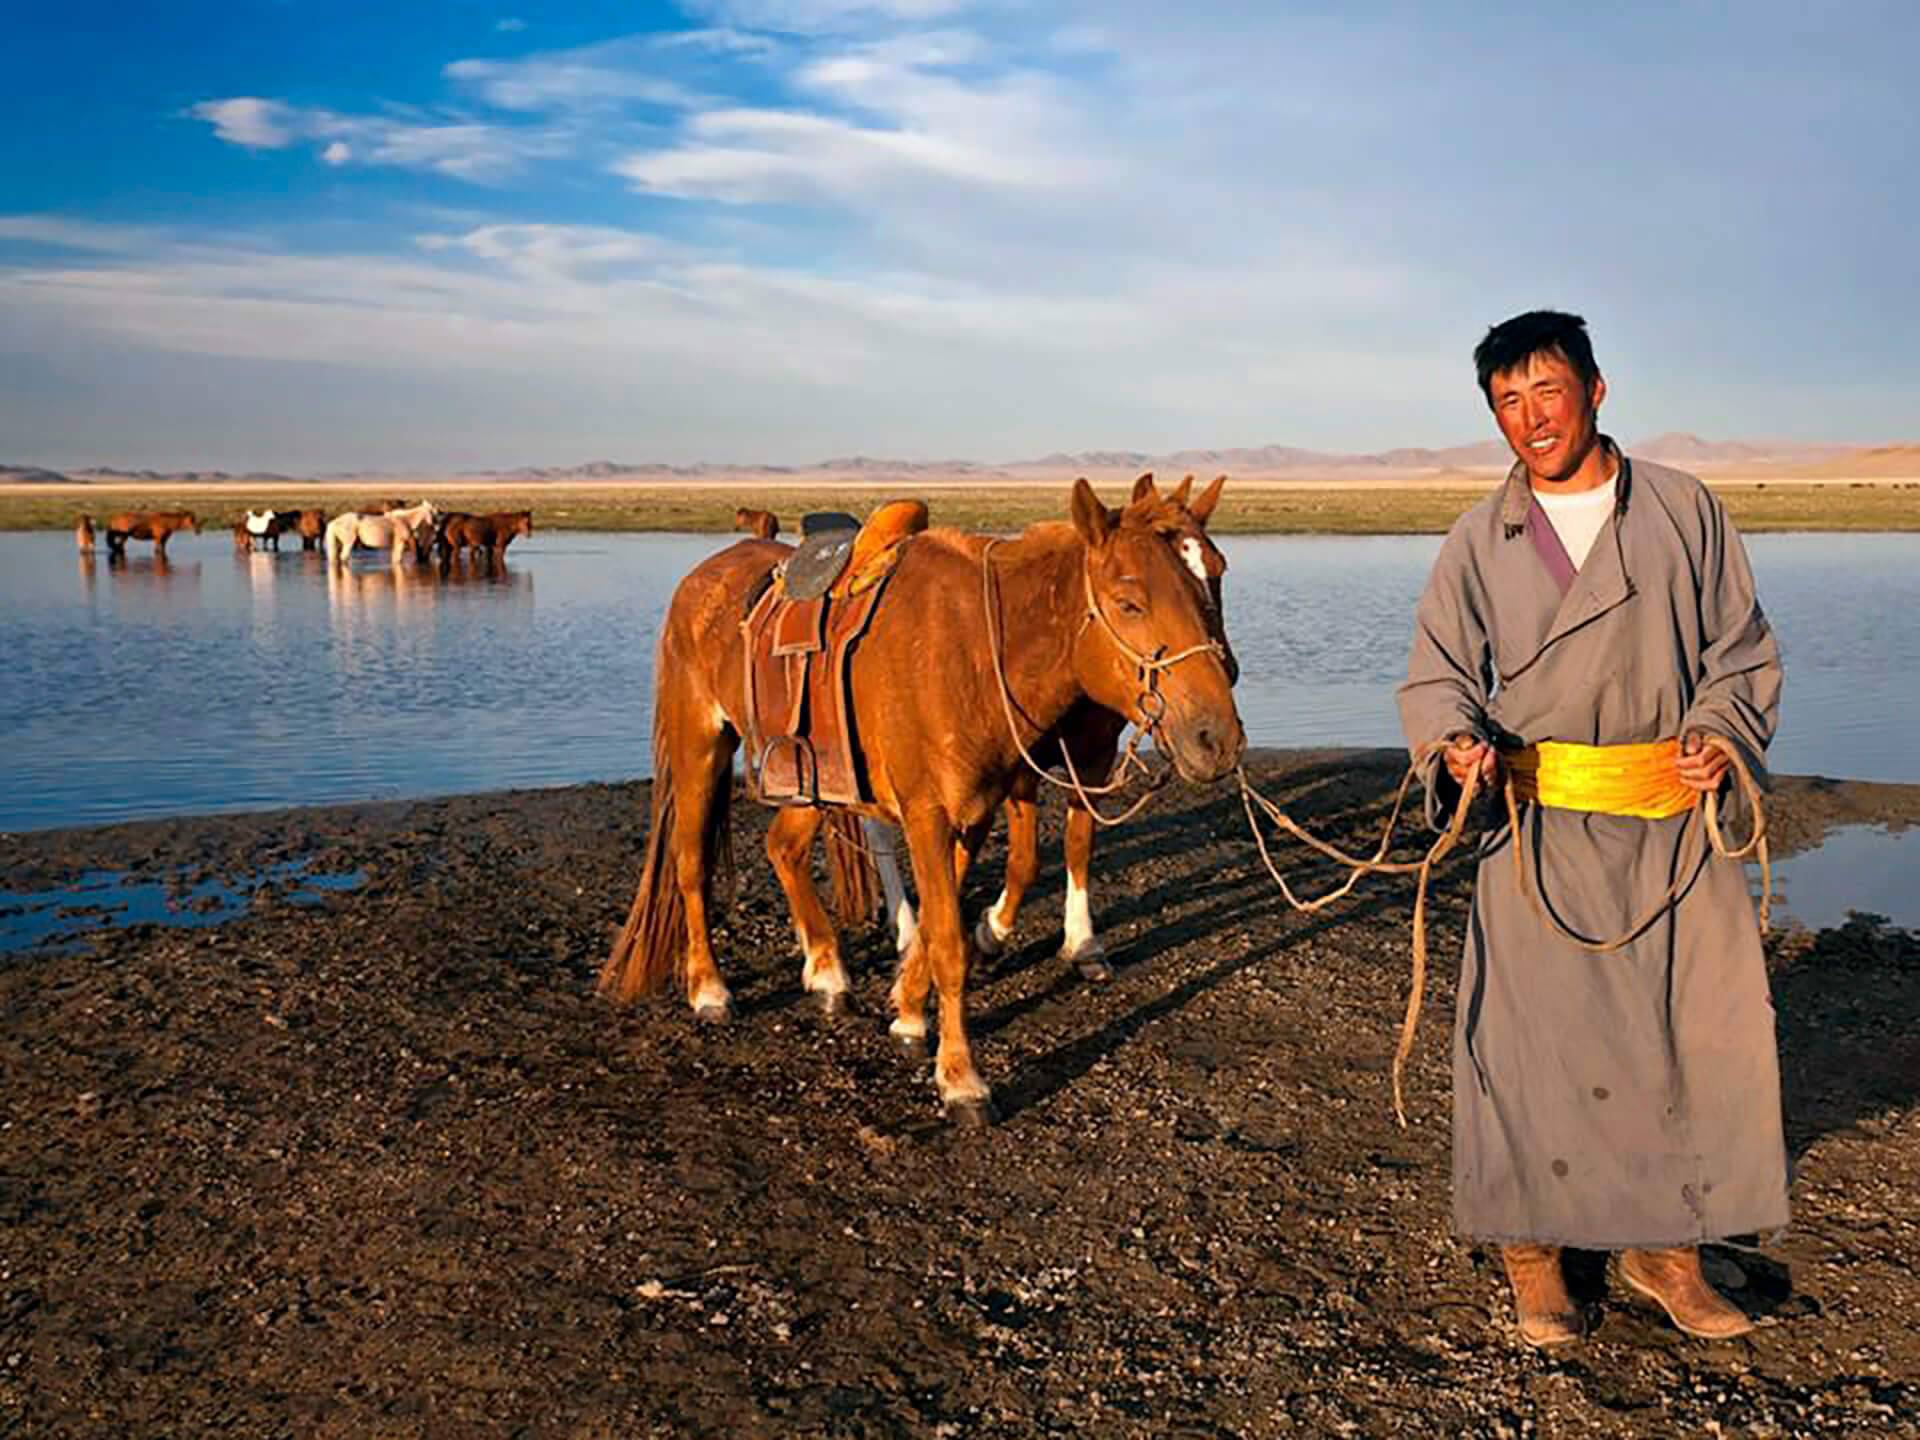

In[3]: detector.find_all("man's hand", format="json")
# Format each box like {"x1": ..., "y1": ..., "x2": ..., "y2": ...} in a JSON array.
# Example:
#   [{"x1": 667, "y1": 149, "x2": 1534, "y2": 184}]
[
  {"x1": 1675, "y1": 730, "x2": 1730, "y2": 793},
  {"x1": 1443, "y1": 733, "x2": 1498, "y2": 789}
]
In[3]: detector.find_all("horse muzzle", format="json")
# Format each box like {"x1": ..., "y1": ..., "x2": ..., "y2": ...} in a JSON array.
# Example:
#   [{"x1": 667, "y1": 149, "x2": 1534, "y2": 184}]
[{"x1": 1162, "y1": 707, "x2": 1245, "y2": 784}]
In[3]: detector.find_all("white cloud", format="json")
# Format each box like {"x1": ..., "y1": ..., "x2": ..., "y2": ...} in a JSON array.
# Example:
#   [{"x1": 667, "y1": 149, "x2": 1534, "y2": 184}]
[
  {"x1": 685, "y1": 0, "x2": 972, "y2": 35},
  {"x1": 321, "y1": 141, "x2": 352, "y2": 166},
  {"x1": 495, "y1": 16, "x2": 526, "y2": 32},
  {"x1": 191, "y1": 98, "x2": 298, "y2": 149},
  {"x1": 446, "y1": 48, "x2": 700, "y2": 112}
]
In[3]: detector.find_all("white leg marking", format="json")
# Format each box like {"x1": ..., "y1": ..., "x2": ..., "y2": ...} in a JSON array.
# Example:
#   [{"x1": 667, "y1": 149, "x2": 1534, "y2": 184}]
[
  {"x1": 800, "y1": 937, "x2": 847, "y2": 995},
  {"x1": 690, "y1": 975, "x2": 732, "y2": 1015},
  {"x1": 1061, "y1": 872, "x2": 1096, "y2": 958},
  {"x1": 866, "y1": 819, "x2": 919, "y2": 955}
]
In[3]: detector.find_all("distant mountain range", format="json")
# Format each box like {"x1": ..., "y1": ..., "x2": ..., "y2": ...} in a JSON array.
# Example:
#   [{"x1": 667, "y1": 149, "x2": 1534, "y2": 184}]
[{"x1": 1, "y1": 433, "x2": 1902, "y2": 486}]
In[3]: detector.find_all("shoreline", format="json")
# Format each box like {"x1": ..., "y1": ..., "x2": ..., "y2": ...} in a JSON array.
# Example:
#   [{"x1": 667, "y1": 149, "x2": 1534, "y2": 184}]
[{"x1": 5, "y1": 473, "x2": 1920, "y2": 534}]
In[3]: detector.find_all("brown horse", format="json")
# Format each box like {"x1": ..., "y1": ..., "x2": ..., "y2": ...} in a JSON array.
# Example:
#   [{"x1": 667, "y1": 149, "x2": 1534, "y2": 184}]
[
  {"x1": 438, "y1": 510, "x2": 532, "y2": 572},
  {"x1": 601, "y1": 479, "x2": 1244, "y2": 1121},
  {"x1": 295, "y1": 509, "x2": 328, "y2": 550},
  {"x1": 867, "y1": 474, "x2": 1236, "y2": 980},
  {"x1": 105, "y1": 510, "x2": 197, "y2": 557},
  {"x1": 733, "y1": 506, "x2": 781, "y2": 540},
  {"x1": 74, "y1": 516, "x2": 95, "y2": 552}
]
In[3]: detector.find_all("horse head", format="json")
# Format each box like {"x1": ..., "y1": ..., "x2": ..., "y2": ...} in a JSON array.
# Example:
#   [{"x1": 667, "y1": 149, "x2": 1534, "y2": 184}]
[
  {"x1": 1131, "y1": 472, "x2": 1239, "y2": 685},
  {"x1": 1069, "y1": 477, "x2": 1244, "y2": 783}
]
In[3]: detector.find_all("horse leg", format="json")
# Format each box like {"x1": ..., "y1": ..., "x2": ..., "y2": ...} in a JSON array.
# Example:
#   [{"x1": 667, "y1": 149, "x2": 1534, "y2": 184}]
[
  {"x1": 662, "y1": 725, "x2": 736, "y2": 1020},
  {"x1": 763, "y1": 807, "x2": 852, "y2": 1017},
  {"x1": 892, "y1": 808, "x2": 992, "y2": 1120},
  {"x1": 864, "y1": 818, "x2": 919, "y2": 959},
  {"x1": 1058, "y1": 800, "x2": 1112, "y2": 981},
  {"x1": 975, "y1": 792, "x2": 1038, "y2": 960}
]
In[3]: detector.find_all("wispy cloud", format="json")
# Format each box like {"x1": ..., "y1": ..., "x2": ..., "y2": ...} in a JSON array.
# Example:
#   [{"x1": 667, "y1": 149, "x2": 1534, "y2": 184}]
[
  {"x1": 494, "y1": 17, "x2": 526, "y2": 33},
  {"x1": 190, "y1": 98, "x2": 563, "y2": 182},
  {"x1": 445, "y1": 45, "x2": 702, "y2": 113}
]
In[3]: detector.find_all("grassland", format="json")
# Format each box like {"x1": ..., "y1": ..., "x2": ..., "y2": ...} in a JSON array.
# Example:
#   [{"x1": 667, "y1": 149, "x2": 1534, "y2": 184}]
[{"x1": 3, "y1": 478, "x2": 1917, "y2": 534}]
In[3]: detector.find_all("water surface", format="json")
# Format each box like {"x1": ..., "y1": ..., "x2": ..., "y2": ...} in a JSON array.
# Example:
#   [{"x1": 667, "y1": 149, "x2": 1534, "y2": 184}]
[{"x1": 3, "y1": 529, "x2": 1916, "y2": 834}]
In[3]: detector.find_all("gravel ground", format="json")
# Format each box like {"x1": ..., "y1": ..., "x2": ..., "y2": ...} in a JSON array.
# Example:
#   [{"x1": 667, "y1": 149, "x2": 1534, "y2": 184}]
[{"x1": 4, "y1": 749, "x2": 1917, "y2": 1438}]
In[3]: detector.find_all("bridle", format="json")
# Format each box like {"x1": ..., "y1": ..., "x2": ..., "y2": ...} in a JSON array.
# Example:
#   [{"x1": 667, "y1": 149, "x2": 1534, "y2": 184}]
[{"x1": 981, "y1": 534, "x2": 1228, "y2": 825}]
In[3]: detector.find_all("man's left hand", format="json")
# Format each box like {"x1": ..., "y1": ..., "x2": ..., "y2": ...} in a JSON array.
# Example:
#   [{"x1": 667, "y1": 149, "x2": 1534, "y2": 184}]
[{"x1": 1676, "y1": 731, "x2": 1730, "y2": 793}]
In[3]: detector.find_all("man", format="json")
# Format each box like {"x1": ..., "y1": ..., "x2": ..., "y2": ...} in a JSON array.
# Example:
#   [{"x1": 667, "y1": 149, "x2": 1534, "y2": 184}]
[{"x1": 1397, "y1": 310, "x2": 1787, "y2": 1346}]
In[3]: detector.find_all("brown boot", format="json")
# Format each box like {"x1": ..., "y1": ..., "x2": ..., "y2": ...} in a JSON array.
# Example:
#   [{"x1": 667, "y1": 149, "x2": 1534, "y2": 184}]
[
  {"x1": 1501, "y1": 1244, "x2": 1583, "y2": 1347},
  {"x1": 1619, "y1": 1246, "x2": 1755, "y2": 1340}
]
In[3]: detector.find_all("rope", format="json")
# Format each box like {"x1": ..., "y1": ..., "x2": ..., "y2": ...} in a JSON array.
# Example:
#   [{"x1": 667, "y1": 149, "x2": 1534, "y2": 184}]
[{"x1": 1234, "y1": 733, "x2": 1772, "y2": 1128}]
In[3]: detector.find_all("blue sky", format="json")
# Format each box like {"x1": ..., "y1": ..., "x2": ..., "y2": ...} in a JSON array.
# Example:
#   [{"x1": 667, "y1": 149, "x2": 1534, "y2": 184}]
[{"x1": 2, "y1": 0, "x2": 1915, "y2": 471}]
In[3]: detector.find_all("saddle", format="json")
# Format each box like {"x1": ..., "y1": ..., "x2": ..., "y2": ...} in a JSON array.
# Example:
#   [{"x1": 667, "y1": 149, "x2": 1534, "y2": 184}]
[{"x1": 742, "y1": 499, "x2": 929, "y2": 806}]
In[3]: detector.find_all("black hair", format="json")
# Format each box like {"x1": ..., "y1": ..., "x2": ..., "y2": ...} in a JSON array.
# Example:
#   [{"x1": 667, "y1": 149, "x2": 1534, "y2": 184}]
[{"x1": 1473, "y1": 310, "x2": 1600, "y2": 402}]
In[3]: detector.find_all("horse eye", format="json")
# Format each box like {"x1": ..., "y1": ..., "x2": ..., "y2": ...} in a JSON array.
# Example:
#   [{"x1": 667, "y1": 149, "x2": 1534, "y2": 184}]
[{"x1": 1114, "y1": 592, "x2": 1147, "y2": 617}]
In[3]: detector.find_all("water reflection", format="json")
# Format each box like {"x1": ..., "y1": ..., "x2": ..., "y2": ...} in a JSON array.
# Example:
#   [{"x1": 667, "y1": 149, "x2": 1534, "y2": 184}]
[{"x1": 1765, "y1": 825, "x2": 1920, "y2": 932}]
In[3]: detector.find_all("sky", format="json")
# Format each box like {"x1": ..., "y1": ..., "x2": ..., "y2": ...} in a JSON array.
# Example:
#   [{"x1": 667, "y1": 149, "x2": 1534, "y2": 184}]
[{"x1": 1, "y1": 0, "x2": 1915, "y2": 472}]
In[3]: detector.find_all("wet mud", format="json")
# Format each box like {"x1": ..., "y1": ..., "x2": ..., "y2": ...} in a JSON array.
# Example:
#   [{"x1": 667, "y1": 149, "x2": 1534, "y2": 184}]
[{"x1": 4, "y1": 750, "x2": 1918, "y2": 1436}]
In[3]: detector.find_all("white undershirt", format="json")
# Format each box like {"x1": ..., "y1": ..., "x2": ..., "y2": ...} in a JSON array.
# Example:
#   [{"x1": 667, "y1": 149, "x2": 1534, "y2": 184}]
[{"x1": 1534, "y1": 469, "x2": 1618, "y2": 569}]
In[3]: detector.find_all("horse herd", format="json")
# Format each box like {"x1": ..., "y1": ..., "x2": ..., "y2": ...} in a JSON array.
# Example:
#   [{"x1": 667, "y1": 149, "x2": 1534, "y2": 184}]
[{"x1": 73, "y1": 502, "x2": 534, "y2": 573}]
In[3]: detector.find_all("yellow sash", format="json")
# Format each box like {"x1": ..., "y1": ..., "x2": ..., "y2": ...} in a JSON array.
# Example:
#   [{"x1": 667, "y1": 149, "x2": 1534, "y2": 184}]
[{"x1": 1504, "y1": 738, "x2": 1695, "y2": 820}]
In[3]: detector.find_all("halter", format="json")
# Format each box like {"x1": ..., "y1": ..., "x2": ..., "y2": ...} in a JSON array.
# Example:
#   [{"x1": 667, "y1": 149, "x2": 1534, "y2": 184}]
[{"x1": 980, "y1": 535, "x2": 1228, "y2": 825}]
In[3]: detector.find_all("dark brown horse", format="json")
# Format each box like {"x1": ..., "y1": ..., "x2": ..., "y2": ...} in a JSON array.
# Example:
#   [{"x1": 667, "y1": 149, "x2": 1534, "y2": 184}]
[
  {"x1": 601, "y1": 480, "x2": 1244, "y2": 1120},
  {"x1": 868, "y1": 474, "x2": 1236, "y2": 980},
  {"x1": 438, "y1": 510, "x2": 532, "y2": 571},
  {"x1": 105, "y1": 510, "x2": 197, "y2": 557},
  {"x1": 733, "y1": 506, "x2": 781, "y2": 540}
]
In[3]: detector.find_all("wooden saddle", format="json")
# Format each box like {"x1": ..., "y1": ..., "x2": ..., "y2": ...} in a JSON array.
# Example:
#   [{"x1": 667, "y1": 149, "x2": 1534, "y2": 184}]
[{"x1": 741, "y1": 499, "x2": 929, "y2": 806}]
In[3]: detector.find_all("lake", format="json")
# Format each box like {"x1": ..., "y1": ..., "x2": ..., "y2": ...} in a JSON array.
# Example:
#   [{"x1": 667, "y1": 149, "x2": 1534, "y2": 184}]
[{"x1": 3, "y1": 529, "x2": 1918, "y2": 834}]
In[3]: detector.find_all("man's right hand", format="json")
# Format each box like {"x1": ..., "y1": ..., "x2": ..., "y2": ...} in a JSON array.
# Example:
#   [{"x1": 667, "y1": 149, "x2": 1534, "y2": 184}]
[{"x1": 1444, "y1": 733, "x2": 1498, "y2": 788}]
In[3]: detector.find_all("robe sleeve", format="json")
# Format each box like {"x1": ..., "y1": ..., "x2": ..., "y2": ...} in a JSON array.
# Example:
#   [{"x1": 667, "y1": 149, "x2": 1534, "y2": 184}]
[
  {"x1": 1398, "y1": 523, "x2": 1496, "y2": 828},
  {"x1": 1679, "y1": 489, "x2": 1781, "y2": 831}
]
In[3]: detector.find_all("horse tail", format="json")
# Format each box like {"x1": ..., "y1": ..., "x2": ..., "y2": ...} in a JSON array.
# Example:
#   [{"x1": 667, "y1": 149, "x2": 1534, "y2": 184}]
[
  {"x1": 825, "y1": 810, "x2": 879, "y2": 930},
  {"x1": 600, "y1": 705, "x2": 735, "y2": 1004}
]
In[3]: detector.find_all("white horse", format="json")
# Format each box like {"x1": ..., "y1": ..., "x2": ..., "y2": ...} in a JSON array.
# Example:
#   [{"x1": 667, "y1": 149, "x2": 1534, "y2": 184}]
[{"x1": 325, "y1": 501, "x2": 437, "y2": 567}]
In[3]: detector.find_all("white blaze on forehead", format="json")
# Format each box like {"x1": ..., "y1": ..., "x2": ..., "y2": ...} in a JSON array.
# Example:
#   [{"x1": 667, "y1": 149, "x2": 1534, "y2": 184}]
[{"x1": 1178, "y1": 536, "x2": 1208, "y2": 585}]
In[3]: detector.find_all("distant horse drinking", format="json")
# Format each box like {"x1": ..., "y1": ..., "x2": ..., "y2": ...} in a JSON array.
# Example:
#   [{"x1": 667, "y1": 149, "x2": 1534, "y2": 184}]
[
  {"x1": 244, "y1": 508, "x2": 303, "y2": 551},
  {"x1": 601, "y1": 480, "x2": 1244, "y2": 1121},
  {"x1": 295, "y1": 509, "x2": 328, "y2": 550},
  {"x1": 437, "y1": 511, "x2": 532, "y2": 572},
  {"x1": 325, "y1": 501, "x2": 437, "y2": 567},
  {"x1": 104, "y1": 511, "x2": 197, "y2": 558}
]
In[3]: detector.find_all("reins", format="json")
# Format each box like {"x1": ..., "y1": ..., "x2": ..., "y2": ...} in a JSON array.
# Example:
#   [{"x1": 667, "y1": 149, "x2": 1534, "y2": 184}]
[
  {"x1": 979, "y1": 537, "x2": 1225, "y2": 827},
  {"x1": 1234, "y1": 734, "x2": 1770, "y2": 1128}
]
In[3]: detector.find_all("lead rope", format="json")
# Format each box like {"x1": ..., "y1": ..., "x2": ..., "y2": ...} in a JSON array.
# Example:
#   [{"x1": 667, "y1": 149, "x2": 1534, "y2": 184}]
[{"x1": 1236, "y1": 733, "x2": 1770, "y2": 1127}]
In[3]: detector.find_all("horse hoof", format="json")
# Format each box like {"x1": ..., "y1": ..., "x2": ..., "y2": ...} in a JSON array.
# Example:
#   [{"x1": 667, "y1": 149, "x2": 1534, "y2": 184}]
[
  {"x1": 1066, "y1": 943, "x2": 1112, "y2": 983},
  {"x1": 891, "y1": 1031, "x2": 929, "y2": 1064},
  {"x1": 693, "y1": 1001, "x2": 733, "y2": 1026},
  {"x1": 972, "y1": 916, "x2": 1007, "y2": 958},
  {"x1": 944, "y1": 1098, "x2": 997, "y2": 1129},
  {"x1": 813, "y1": 989, "x2": 853, "y2": 1021}
]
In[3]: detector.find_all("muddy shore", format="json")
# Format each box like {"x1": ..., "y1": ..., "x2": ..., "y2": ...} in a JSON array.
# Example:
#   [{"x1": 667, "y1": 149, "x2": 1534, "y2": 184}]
[{"x1": 4, "y1": 750, "x2": 1918, "y2": 1437}]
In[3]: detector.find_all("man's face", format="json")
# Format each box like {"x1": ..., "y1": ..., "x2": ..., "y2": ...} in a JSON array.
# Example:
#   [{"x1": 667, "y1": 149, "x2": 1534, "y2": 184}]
[{"x1": 1488, "y1": 348, "x2": 1607, "y2": 486}]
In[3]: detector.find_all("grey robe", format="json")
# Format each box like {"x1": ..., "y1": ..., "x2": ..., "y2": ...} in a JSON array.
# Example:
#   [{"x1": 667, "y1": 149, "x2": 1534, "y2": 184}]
[{"x1": 1397, "y1": 447, "x2": 1789, "y2": 1248}]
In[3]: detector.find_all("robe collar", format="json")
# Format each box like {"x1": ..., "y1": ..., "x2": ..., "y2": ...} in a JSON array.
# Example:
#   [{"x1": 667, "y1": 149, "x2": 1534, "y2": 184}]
[{"x1": 1492, "y1": 437, "x2": 1639, "y2": 686}]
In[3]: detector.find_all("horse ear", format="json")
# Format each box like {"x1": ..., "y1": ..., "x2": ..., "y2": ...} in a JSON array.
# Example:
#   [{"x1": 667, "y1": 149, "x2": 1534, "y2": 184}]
[
  {"x1": 1170, "y1": 473, "x2": 1194, "y2": 506},
  {"x1": 1189, "y1": 473, "x2": 1226, "y2": 526},
  {"x1": 1071, "y1": 478, "x2": 1112, "y2": 548},
  {"x1": 1130, "y1": 472, "x2": 1158, "y2": 504}
]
